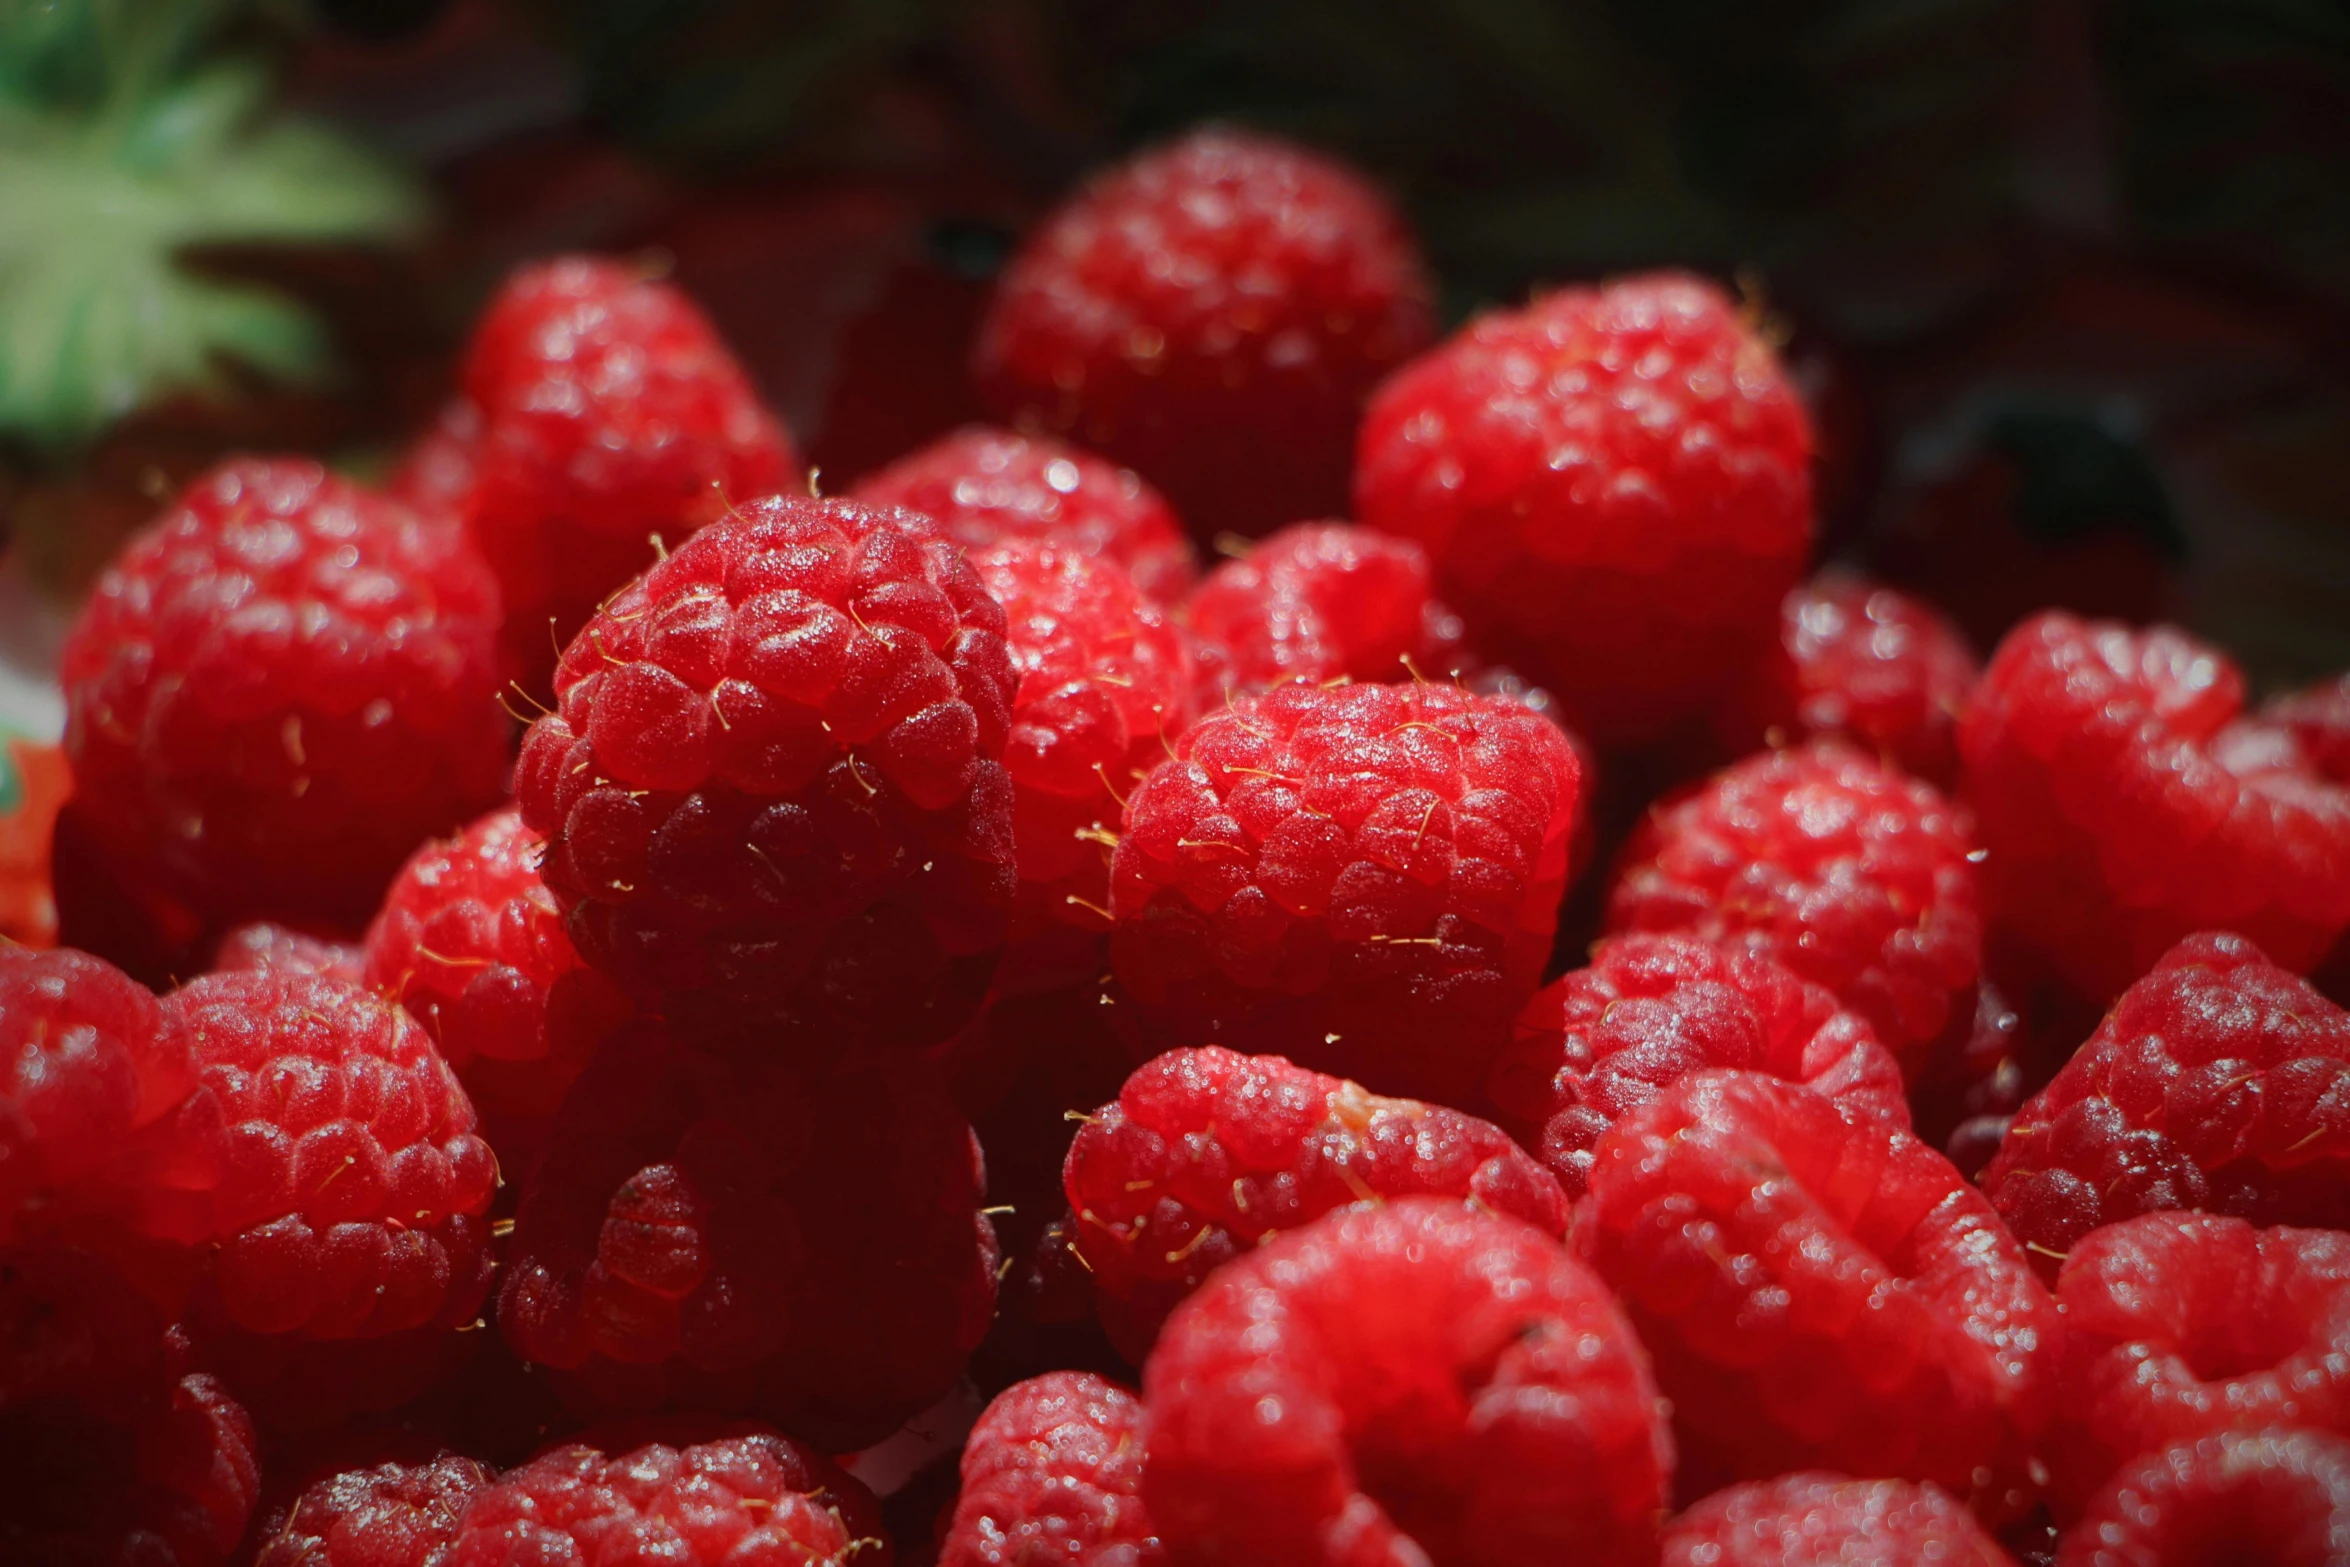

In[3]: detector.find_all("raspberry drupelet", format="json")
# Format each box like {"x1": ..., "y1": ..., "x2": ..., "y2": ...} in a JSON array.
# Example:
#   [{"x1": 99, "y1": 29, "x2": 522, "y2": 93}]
[
  {"x1": 941, "y1": 1372, "x2": 1159, "y2": 1567},
  {"x1": 1143, "y1": 1197, "x2": 1671, "y2": 1567},
  {"x1": 1578, "y1": 1069, "x2": 2058, "y2": 1514},
  {"x1": 1981, "y1": 933, "x2": 2350, "y2": 1272},
  {"x1": 976, "y1": 127, "x2": 1435, "y2": 537},
  {"x1": 210, "y1": 924, "x2": 362, "y2": 981},
  {"x1": 1063, "y1": 1045, "x2": 1568, "y2": 1358},
  {"x1": 2056, "y1": 1428, "x2": 2350, "y2": 1567},
  {"x1": 1488, "y1": 932, "x2": 1910, "y2": 1199},
  {"x1": 514, "y1": 494, "x2": 1019, "y2": 1049},
  {"x1": 1659, "y1": 1473, "x2": 2012, "y2": 1567},
  {"x1": 397, "y1": 256, "x2": 800, "y2": 692},
  {"x1": 1605, "y1": 737, "x2": 1982, "y2": 1075},
  {"x1": 251, "y1": 1454, "x2": 495, "y2": 1567},
  {"x1": 2268, "y1": 671, "x2": 2350, "y2": 783},
  {"x1": 1959, "y1": 612, "x2": 2350, "y2": 1006},
  {"x1": 852, "y1": 425, "x2": 1198, "y2": 606},
  {"x1": 1108, "y1": 680, "x2": 1584, "y2": 1106},
  {"x1": 60, "y1": 458, "x2": 509, "y2": 938},
  {"x1": 1355, "y1": 271, "x2": 1813, "y2": 749}
]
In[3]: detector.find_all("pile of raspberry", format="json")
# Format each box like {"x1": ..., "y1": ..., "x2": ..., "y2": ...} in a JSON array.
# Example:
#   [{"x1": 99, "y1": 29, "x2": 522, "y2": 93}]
[{"x1": 14, "y1": 121, "x2": 2350, "y2": 1567}]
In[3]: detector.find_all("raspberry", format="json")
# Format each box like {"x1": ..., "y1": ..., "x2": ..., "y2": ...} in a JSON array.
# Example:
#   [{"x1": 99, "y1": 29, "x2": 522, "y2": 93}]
[
  {"x1": 2042, "y1": 1213, "x2": 2350, "y2": 1512},
  {"x1": 1488, "y1": 933, "x2": 1910, "y2": 1199},
  {"x1": 1578, "y1": 1070, "x2": 2058, "y2": 1512},
  {"x1": 851, "y1": 425, "x2": 1198, "y2": 606},
  {"x1": 514, "y1": 495, "x2": 1018, "y2": 1048},
  {"x1": 1142, "y1": 1197, "x2": 1670, "y2": 1567},
  {"x1": 1605, "y1": 738, "x2": 1983, "y2": 1073},
  {"x1": 2056, "y1": 1428, "x2": 2350, "y2": 1567},
  {"x1": 1355, "y1": 272, "x2": 1813, "y2": 749},
  {"x1": 60, "y1": 458, "x2": 510, "y2": 934},
  {"x1": 211, "y1": 924, "x2": 363, "y2": 980},
  {"x1": 1909, "y1": 977, "x2": 2045, "y2": 1181},
  {"x1": 1064, "y1": 1046, "x2": 1568, "y2": 1357},
  {"x1": 497, "y1": 1023, "x2": 996, "y2": 1449},
  {"x1": 976, "y1": 127, "x2": 1434, "y2": 537},
  {"x1": 941, "y1": 1372, "x2": 1159, "y2": 1567},
  {"x1": 408, "y1": 256, "x2": 800, "y2": 691},
  {"x1": 2269, "y1": 672, "x2": 2350, "y2": 783},
  {"x1": 1108, "y1": 680, "x2": 1584, "y2": 1105},
  {"x1": 252, "y1": 1454, "x2": 495, "y2": 1567},
  {"x1": 1713, "y1": 571, "x2": 1978, "y2": 786},
  {"x1": 445, "y1": 1426, "x2": 887, "y2": 1567},
  {"x1": 1959, "y1": 612, "x2": 2350, "y2": 1005},
  {"x1": 1659, "y1": 1473, "x2": 2011, "y2": 1567},
  {"x1": 1980, "y1": 933, "x2": 2350, "y2": 1271}
]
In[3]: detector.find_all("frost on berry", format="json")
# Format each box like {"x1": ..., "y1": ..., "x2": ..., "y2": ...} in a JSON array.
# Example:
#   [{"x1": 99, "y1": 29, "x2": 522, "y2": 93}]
[
  {"x1": 1355, "y1": 271, "x2": 1813, "y2": 749},
  {"x1": 1142, "y1": 1198, "x2": 1670, "y2": 1567},
  {"x1": 1660, "y1": 1473, "x2": 2011, "y2": 1567},
  {"x1": 1108, "y1": 681, "x2": 1583, "y2": 1106},
  {"x1": 1960, "y1": 612, "x2": 2350, "y2": 1006},
  {"x1": 2056, "y1": 1428, "x2": 2350, "y2": 1567},
  {"x1": 251, "y1": 1454, "x2": 495, "y2": 1567},
  {"x1": 515, "y1": 494, "x2": 1019, "y2": 1048},
  {"x1": 1488, "y1": 933, "x2": 1910, "y2": 1199},
  {"x1": 1578, "y1": 1069, "x2": 2057, "y2": 1515},
  {"x1": 941, "y1": 1372, "x2": 1159, "y2": 1567},
  {"x1": 1064, "y1": 1046, "x2": 1567, "y2": 1358}
]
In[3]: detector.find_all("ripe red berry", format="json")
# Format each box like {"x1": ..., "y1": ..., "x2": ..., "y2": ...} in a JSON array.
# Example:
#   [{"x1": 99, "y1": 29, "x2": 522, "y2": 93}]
[
  {"x1": 1606, "y1": 738, "x2": 1982, "y2": 1074},
  {"x1": 852, "y1": 424, "x2": 1198, "y2": 606},
  {"x1": 1108, "y1": 680, "x2": 1584, "y2": 1105},
  {"x1": 1355, "y1": 271, "x2": 1813, "y2": 749},
  {"x1": 1064, "y1": 1046, "x2": 1568, "y2": 1357},
  {"x1": 1960, "y1": 612, "x2": 2350, "y2": 1005},
  {"x1": 1488, "y1": 933, "x2": 1910, "y2": 1199},
  {"x1": 2056, "y1": 1428, "x2": 2350, "y2": 1567},
  {"x1": 941, "y1": 1372, "x2": 1159, "y2": 1567},
  {"x1": 1143, "y1": 1197, "x2": 1670, "y2": 1567},
  {"x1": 977, "y1": 127, "x2": 1434, "y2": 537},
  {"x1": 2269, "y1": 672, "x2": 2350, "y2": 783},
  {"x1": 1578, "y1": 1070, "x2": 2058, "y2": 1513},
  {"x1": 251, "y1": 1454, "x2": 495, "y2": 1567},
  {"x1": 210, "y1": 924, "x2": 362, "y2": 981},
  {"x1": 514, "y1": 495, "x2": 1018, "y2": 1048},
  {"x1": 1660, "y1": 1473, "x2": 2011, "y2": 1567},
  {"x1": 60, "y1": 458, "x2": 510, "y2": 936}
]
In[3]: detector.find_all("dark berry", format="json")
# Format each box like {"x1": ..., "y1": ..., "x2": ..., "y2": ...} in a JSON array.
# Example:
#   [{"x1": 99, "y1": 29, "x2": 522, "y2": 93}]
[{"x1": 251, "y1": 1454, "x2": 495, "y2": 1567}]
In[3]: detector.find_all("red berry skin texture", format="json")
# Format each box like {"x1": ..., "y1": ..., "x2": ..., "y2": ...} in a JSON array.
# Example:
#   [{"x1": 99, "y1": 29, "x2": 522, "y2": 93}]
[
  {"x1": 252, "y1": 1454, "x2": 496, "y2": 1567},
  {"x1": 60, "y1": 458, "x2": 511, "y2": 934},
  {"x1": 2269, "y1": 672, "x2": 2350, "y2": 785},
  {"x1": 1606, "y1": 738, "x2": 1983, "y2": 1075},
  {"x1": 976, "y1": 127, "x2": 1435, "y2": 538},
  {"x1": 1142, "y1": 1197, "x2": 1671, "y2": 1567},
  {"x1": 1660, "y1": 1473, "x2": 2014, "y2": 1567},
  {"x1": 941, "y1": 1372, "x2": 1161, "y2": 1567},
  {"x1": 496, "y1": 1023, "x2": 997, "y2": 1450},
  {"x1": 2041, "y1": 1213, "x2": 2350, "y2": 1514},
  {"x1": 1981, "y1": 932, "x2": 2350, "y2": 1272},
  {"x1": 2055, "y1": 1428, "x2": 2350, "y2": 1567},
  {"x1": 1064, "y1": 1046, "x2": 1569, "y2": 1359},
  {"x1": 1489, "y1": 933, "x2": 1911, "y2": 1199},
  {"x1": 1578, "y1": 1070, "x2": 2059, "y2": 1515},
  {"x1": 1108, "y1": 680, "x2": 1584, "y2": 1107},
  {"x1": 1355, "y1": 271, "x2": 1814, "y2": 750},
  {"x1": 446, "y1": 1427, "x2": 889, "y2": 1567},
  {"x1": 212, "y1": 924, "x2": 364, "y2": 981},
  {"x1": 852, "y1": 424, "x2": 1198, "y2": 606},
  {"x1": 1959, "y1": 612, "x2": 2350, "y2": 1006},
  {"x1": 514, "y1": 495, "x2": 1019, "y2": 1048}
]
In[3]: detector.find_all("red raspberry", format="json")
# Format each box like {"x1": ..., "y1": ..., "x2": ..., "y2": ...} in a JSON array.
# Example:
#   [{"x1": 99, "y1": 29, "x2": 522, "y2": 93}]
[
  {"x1": 976, "y1": 128, "x2": 1434, "y2": 537},
  {"x1": 446, "y1": 1426, "x2": 887, "y2": 1567},
  {"x1": 1143, "y1": 1197, "x2": 1670, "y2": 1567},
  {"x1": 1355, "y1": 272, "x2": 1813, "y2": 749},
  {"x1": 1064, "y1": 1046, "x2": 1568, "y2": 1358},
  {"x1": 211, "y1": 924, "x2": 363, "y2": 980},
  {"x1": 1660, "y1": 1473, "x2": 2011, "y2": 1567},
  {"x1": 2269, "y1": 672, "x2": 2350, "y2": 783},
  {"x1": 1578, "y1": 1070, "x2": 2058, "y2": 1513},
  {"x1": 941, "y1": 1372, "x2": 1159, "y2": 1567},
  {"x1": 1980, "y1": 933, "x2": 2350, "y2": 1272},
  {"x1": 404, "y1": 256, "x2": 800, "y2": 691},
  {"x1": 1489, "y1": 933, "x2": 1910, "y2": 1199},
  {"x1": 1959, "y1": 612, "x2": 2350, "y2": 1005},
  {"x1": 496, "y1": 1023, "x2": 996, "y2": 1449},
  {"x1": 1713, "y1": 571, "x2": 1978, "y2": 786},
  {"x1": 1108, "y1": 680, "x2": 1584, "y2": 1105},
  {"x1": 60, "y1": 458, "x2": 510, "y2": 935},
  {"x1": 252, "y1": 1454, "x2": 495, "y2": 1567},
  {"x1": 2042, "y1": 1213, "x2": 2350, "y2": 1512},
  {"x1": 1909, "y1": 976, "x2": 2046, "y2": 1181},
  {"x1": 2056, "y1": 1428, "x2": 2350, "y2": 1567},
  {"x1": 852, "y1": 425, "x2": 1198, "y2": 606},
  {"x1": 1605, "y1": 738, "x2": 1983, "y2": 1074},
  {"x1": 514, "y1": 495, "x2": 1018, "y2": 1048}
]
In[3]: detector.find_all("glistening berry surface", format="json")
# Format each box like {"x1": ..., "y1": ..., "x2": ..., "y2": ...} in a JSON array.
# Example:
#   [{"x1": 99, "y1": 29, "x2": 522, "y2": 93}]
[
  {"x1": 251, "y1": 1454, "x2": 495, "y2": 1567},
  {"x1": 1658, "y1": 1473, "x2": 2012, "y2": 1567},
  {"x1": 2055, "y1": 1428, "x2": 2350, "y2": 1567},
  {"x1": 940, "y1": 1372, "x2": 1160, "y2": 1567}
]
